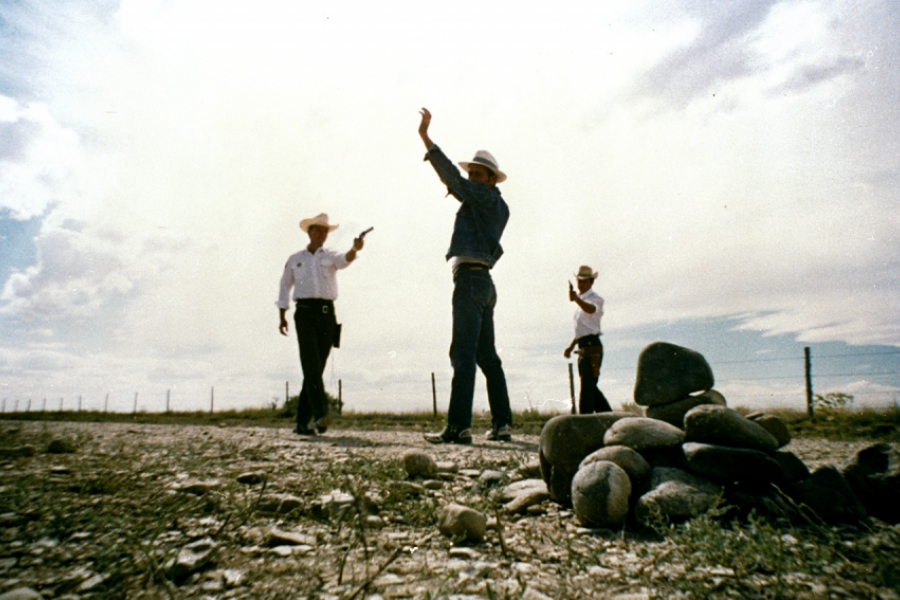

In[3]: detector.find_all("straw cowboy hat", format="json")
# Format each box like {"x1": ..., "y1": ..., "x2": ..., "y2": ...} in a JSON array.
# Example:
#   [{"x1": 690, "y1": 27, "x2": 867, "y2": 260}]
[
  {"x1": 575, "y1": 265, "x2": 598, "y2": 280},
  {"x1": 458, "y1": 150, "x2": 507, "y2": 183},
  {"x1": 299, "y1": 213, "x2": 339, "y2": 233}
]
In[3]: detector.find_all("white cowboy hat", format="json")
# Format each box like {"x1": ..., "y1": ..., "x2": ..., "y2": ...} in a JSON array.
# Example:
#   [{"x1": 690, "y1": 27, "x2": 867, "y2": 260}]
[
  {"x1": 299, "y1": 213, "x2": 339, "y2": 233},
  {"x1": 575, "y1": 265, "x2": 598, "y2": 280},
  {"x1": 458, "y1": 150, "x2": 507, "y2": 183}
]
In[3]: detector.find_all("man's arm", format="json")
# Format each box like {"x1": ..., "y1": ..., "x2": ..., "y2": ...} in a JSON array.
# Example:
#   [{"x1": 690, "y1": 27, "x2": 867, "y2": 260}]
[
  {"x1": 419, "y1": 108, "x2": 434, "y2": 149},
  {"x1": 419, "y1": 108, "x2": 474, "y2": 202},
  {"x1": 345, "y1": 236, "x2": 364, "y2": 263},
  {"x1": 569, "y1": 283, "x2": 596, "y2": 314},
  {"x1": 279, "y1": 308, "x2": 289, "y2": 336}
]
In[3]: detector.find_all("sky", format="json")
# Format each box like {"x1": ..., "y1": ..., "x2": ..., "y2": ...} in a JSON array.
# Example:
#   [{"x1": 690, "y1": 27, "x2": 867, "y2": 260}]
[{"x1": 1, "y1": 0, "x2": 898, "y2": 416}]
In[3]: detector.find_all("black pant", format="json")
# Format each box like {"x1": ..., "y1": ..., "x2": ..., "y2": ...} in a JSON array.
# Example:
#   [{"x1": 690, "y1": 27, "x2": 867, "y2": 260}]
[
  {"x1": 294, "y1": 299, "x2": 336, "y2": 429},
  {"x1": 577, "y1": 335, "x2": 611, "y2": 414}
]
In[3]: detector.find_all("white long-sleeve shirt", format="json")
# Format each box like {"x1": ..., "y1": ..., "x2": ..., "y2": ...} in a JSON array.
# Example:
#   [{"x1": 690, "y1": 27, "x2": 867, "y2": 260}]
[{"x1": 276, "y1": 247, "x2": 350, "y2": 309}]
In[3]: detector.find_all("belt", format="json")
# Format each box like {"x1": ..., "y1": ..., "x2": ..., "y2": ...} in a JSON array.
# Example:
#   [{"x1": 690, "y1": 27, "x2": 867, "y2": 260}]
[
  {"x1": 576, "y1": 334, "x2": 602, "y2": 348},
  {"x1": 456, "y1": 263, "x2": 490, "y2": 271},
  {"x1": 295, "y1": 298, "x2": 334, "y2": 314}
]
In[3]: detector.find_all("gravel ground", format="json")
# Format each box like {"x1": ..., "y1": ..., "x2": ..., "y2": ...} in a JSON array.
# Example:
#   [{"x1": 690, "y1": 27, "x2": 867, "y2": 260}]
[{"x1": 1, "y1": 421, "x2": 898, "y2": 600}]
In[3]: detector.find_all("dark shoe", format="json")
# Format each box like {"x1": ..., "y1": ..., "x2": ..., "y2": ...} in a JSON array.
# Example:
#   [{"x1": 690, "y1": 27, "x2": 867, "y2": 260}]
[
  {"x1": 315, "y1": 413, "x2": 333, "y2": 434},
  {"x1": 424, "y1": 427, "x2": 472, "y2": 445},
  {"x1": 486, "y1": 424, "x2": 512, "y2": 442},
  {"x1": 296, "y1": 424, "x2": 316, "y2": 436}
]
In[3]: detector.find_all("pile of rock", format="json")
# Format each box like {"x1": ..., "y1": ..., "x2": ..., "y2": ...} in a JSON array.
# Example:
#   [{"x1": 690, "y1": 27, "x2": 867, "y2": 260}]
[{"x1": 539, "y1": 342, "x2": 900, "y2": 529}]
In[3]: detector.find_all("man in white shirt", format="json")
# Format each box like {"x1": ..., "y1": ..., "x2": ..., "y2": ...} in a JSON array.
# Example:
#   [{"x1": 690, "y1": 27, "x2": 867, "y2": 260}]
[
  {"x1": 277, "y1": 213, "x2": 364, "y2": 435},
  {"x1": 563, "y1": 265, "x2": 612, "y2": 414}
]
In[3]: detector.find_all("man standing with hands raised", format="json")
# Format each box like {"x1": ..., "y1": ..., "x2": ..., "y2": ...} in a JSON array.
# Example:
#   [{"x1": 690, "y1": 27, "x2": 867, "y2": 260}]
[{"x1": 418, "y1": 108, "x2": 514, "y2": 444}]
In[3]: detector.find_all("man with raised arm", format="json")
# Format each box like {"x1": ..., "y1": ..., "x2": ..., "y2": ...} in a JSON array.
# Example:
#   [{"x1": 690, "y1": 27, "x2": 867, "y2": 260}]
[
  {"x1": 277, "y1": 213, "x2": 364, "y2": 435},
  {"x1": 418, "y1": 108, "x2": 514, "y2": 444}
]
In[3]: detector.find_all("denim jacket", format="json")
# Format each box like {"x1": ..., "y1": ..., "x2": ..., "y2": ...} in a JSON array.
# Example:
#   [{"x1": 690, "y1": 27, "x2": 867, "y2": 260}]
[{"x1": 425, "y1": 145, "x2": 509, "y2": 268}]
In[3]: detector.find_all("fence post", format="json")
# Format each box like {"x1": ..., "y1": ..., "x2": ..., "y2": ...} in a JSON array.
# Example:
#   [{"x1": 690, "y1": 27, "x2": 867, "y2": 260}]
[
  {"x1": 59, "y1": 398, "x2": 63, "y2": 412},
  {"x1": 285, "y1": 381, "x2": 289, "y2": 407},
  {"x1": 78, "y1": 395, "x2": 82, "y2": 412},
  {"x1": 166, "y1": 389, "x2": 171, "y2": 414},
  {"x1": 42, "y1": 398, "x2": 47, "y2": 413},
  {"x1": 133, "y1": 393, "x2": 138, "y2": 414},
  {"x1": 431, "y1": 372, "x2": 437, "y2": 418},
  {"x1": 27, "y1": 399, "x2": 31, "y2": 413},
  {"x1": 104, "y1": 393, "x2": 108, "y2": 413},
  {"x1": 338, "y1": 379, "x2": 343, "y2": 415},
  {"x1": 568, "y1": 363, "x2": 576, "y2": 414},
  {"x1": 210, "y1": 387, "x2": 214, "y2": 414},
  {"x1": 804, "y1": 347, "x2": 814, "y2": 418}
]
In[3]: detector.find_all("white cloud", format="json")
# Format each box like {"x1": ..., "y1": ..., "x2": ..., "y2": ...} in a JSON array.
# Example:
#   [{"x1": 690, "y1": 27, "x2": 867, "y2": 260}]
[
  {"x1": 1, "y1": 225, "x2": 133, "y2": 320},
  {"x1": 0, "y1": 98, "x2": 84, "y2": 220}
]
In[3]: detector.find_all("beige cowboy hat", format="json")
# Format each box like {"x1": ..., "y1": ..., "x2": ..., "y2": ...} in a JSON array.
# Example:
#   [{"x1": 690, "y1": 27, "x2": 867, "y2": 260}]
[
  {"x1": 575, "y1": 265, "x2": 598, "y2": 280},
  {"x1": 299, "y1": 213, "x2": 339, "y2": 233},
  {"x1": 458, "y1": 150, "x2": 507, "y2": 183}
]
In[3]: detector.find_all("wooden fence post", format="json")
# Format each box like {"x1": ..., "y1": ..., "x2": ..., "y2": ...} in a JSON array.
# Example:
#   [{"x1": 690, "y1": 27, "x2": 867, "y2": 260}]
[
  {"x1": 210, "y1": 387, "x2": 214, "y2": 414},
  {"x1": 431, "y1": 373, "x2": 437, "y2": 418},
  {"x1": 804, "y1": 347, "x2": 814, "y2": 418},
  {"x1": 568, "y1": 363, "x2": 576, "y2": 414}
]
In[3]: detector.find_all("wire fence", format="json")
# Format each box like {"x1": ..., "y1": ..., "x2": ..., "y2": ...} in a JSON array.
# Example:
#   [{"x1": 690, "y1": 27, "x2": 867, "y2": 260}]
[{"x1": 2, "y1": 349, "x2": 898, "y2": 415}]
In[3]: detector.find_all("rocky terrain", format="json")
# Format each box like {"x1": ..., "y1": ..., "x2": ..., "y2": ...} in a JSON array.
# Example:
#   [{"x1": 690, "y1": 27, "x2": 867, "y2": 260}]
[{"x1": 1, "y1": 420, "x2": 898, "y2": 599}]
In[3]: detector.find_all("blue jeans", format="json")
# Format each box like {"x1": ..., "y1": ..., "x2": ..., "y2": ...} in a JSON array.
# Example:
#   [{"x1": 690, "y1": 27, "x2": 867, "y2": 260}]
[{"x1": 447, "y1": 267, "x2": 512, "y2": 430}]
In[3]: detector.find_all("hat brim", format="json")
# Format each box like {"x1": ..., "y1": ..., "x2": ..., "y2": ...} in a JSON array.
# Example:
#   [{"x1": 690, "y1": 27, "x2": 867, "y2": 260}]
[
  {"x1": 299, "y1": 220, "x2": 339, "y2": 233},
  {"x1": 458, "y1": 161, "x2": 507, "y2": 183},
  {"x1": 575, "y1": 272, "x2": 598, "y2": 280}
]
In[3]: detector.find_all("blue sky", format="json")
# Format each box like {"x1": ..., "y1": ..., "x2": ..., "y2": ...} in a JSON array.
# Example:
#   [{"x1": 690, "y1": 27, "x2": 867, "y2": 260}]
[{"x1": 1, "y1": 0, "x2": 898, "y2": 415}]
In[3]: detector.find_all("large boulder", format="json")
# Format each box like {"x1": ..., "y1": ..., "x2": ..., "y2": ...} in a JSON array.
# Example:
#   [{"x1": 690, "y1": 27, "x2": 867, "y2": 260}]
[
  {"x1": 786, "y1": 466, "x2": 868, "y2": 525},
  {"x1": 539, "y1": 413, "x2": 632, "y2": 505},
  {"x1": 603, "y1": 417, "x2": 685, "y2": 451},
  {"x1": 634, "y1": 467, "x2": 722, "y2": 524},
  {"x1": 842, "y1": 443, "x2": 900, "y2": 524},
  {"x1": 746, "y1": 414, "x2": 792, "y2": 449},
  {"x1": 684, "y1": 405, "x2": 779, "y2": 452},
  {"x1": 645, "y1": 390, "x2": 727, "y2": 428},
  {"x1": 633, "y1": 343, "x2": 714, "y2": 407},
  {"x1": 571, "y1": 461, "x2": 632, "y2": 528},
  {"x1": 580, "y1": 446, "x2": 651, "y2": 483},
  {"x1": 682, "y1": 442, "x2": 782, "y2": 485},
  {"x1": 770, "y1": 451, "x2": 811, "y2": 483}
]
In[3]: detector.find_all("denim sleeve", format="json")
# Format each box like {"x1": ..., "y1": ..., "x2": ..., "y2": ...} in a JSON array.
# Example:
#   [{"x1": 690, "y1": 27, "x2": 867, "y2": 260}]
[{"x1": 425, "y1": 145, "x2": 478, "y2": 203}]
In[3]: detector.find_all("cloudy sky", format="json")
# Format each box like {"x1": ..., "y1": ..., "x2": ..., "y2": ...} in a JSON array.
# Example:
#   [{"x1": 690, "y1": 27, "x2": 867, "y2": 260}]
[{"x1": 1, "y1": 0, "x2": 898, "y2": 416}]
